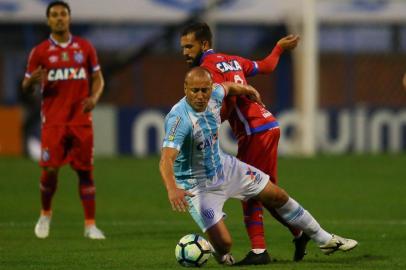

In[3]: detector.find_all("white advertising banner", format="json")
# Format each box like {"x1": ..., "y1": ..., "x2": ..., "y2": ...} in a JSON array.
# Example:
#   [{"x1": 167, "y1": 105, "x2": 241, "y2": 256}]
[{"x1": 1, "y1": 0, "x2": 406, "y2": 23}]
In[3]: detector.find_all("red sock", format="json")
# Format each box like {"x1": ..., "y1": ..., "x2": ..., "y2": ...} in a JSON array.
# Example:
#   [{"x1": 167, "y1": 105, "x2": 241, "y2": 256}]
[
  {"x1": 77, "y1": 170, "x2": 96, "y2": 222},
  {"x1": 242, "y1": 199, "x2": 266, "y2": 250},
  {"x1": 40, "y1": 170, "x2": 58, "y2": 212}
]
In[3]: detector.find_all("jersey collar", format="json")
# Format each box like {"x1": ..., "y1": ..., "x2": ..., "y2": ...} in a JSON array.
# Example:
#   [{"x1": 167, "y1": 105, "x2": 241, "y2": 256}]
[
  {"x1": 49, "y1": 34, "x2": 73, "y2": 48},
  {"x1": 199, "y1": 49, "x2": 215, "y2": 65}
]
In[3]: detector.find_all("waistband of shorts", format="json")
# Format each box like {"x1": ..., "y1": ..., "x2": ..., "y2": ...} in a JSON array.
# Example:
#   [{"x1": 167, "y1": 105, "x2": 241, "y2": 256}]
[{"x1": 250, "y1": 121, "x2": 279, "y2": 134}]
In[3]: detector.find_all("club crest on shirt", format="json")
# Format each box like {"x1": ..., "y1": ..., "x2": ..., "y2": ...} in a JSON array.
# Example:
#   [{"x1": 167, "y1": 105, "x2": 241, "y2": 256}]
[
  {"x1": 74, "y1": 51, "x2": 84, "y2": 63},
  {"x1": 42, "y1": 148, "x2": 50, "y2": 162}
]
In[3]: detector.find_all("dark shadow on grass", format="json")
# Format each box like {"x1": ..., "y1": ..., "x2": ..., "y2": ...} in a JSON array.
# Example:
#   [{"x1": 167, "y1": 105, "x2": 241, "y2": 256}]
[{"x1": 269, "y1": 254, "x2": 387, "y2": 265}]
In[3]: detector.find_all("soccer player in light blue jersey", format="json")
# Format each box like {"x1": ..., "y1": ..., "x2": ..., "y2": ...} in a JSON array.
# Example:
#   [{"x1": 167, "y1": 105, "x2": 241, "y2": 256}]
[{"x1": 159, "y1": 67, "x2": 358, "y2": 265}]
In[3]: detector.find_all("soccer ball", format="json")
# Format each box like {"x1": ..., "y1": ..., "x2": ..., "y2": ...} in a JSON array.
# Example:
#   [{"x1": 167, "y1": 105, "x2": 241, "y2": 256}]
[{"x1": 175, "y1": 234, "x2": 212, "y2": 267}]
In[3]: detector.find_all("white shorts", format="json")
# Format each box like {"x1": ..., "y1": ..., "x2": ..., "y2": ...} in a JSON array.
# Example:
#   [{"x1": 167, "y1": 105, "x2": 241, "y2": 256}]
[{"x1": 186, "y1": 154, "x2": 269, "y2": 232}]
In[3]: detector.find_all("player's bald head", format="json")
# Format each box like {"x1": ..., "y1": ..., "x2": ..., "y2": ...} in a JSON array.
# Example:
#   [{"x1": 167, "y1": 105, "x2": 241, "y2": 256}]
[
  {"x1": 184, "y1": 67, "x2": 213, "y2": 112},
  {"x1": 184, "y1": 67, "x2": 212, "y2": 86}
]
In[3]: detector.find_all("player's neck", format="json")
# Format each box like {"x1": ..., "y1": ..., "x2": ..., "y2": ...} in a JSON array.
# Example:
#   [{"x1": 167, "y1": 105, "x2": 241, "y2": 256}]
[{"x1": 50, "y1": 32, "x2": 71, "y2": 44}]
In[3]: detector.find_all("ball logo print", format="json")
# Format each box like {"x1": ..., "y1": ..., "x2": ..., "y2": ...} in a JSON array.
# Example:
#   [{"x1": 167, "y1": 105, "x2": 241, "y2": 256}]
[{"x1": 175, "y1": 234, "x2": 212, "y2": 267}]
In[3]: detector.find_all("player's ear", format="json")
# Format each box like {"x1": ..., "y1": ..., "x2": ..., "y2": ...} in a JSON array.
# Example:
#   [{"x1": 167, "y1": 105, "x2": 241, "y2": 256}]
[{"x1": 201, "y1": 40, "x2": 210, "y2": 50}]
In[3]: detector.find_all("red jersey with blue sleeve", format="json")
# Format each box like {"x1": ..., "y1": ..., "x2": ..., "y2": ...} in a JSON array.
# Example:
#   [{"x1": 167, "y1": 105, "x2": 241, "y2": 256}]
[
  {"x1": 25, "y1": 35, "x2": 100, "y2": 127},
  {"x1": 200, "y1": 46, "x2": 283, "y2": 141}
]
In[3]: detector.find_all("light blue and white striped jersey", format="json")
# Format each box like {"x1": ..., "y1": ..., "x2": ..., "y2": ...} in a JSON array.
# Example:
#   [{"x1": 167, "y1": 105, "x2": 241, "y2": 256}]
[{"x1": 162, "y1": 84, "x2": 226, "y2": 190}]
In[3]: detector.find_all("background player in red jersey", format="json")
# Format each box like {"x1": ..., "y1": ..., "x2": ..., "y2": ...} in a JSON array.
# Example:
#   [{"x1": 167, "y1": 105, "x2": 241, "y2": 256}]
[
  {"x1": 403, "y1": 72, "x2": 406, "y2": 90},
  {"x1": 180, "y1": 22, "x2": 307, "y2": 264},
  {"x1": 22, "y1": 1, "x2": 105, "y2": 240}
]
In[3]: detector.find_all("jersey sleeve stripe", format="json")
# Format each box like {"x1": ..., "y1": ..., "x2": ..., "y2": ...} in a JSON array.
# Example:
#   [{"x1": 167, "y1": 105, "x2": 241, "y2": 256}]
[
  {"x1": 92, "y1": 65, "x2": 101, "y2": 72},
  {"x1": 248, "y1": 61, "x2": 259, "y2": 76},
  {"x1": 25, "y1": 72, "x2": 32, "y2": 78},
  {"x1": 162, "y1": 141, "x2": 181, "y2": 151}
]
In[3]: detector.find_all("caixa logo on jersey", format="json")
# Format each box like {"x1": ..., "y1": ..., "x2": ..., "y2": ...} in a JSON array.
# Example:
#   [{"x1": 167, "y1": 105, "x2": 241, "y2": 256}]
[
  {"x1": 197, "y1": 133, "x2": 218, "y2": 151},
  {"x1": 47, "y1": 67, "x2": 87, "y2": 81},
  {"x1": 216, "y1": 60, "x2": 242, "y2": 73}
]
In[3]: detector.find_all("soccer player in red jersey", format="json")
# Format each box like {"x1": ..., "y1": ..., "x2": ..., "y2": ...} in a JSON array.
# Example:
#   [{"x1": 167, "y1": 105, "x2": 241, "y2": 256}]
[
  {"x1": 180, "y1": 22, "x2": 308, "y2": 264},
  {"x1": 22, "y1": 1, "x2": 105, "y2": 240}
]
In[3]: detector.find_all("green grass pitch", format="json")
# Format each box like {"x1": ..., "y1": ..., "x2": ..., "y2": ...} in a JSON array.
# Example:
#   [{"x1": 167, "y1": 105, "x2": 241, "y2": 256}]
[{"x1": 1, "y1": 154, "x2": 405, "y2": 269}]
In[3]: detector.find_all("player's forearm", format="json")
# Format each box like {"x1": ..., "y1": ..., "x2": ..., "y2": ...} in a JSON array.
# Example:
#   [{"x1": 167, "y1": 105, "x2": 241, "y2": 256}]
[
  {"x1": 223, "y1": 82, "x2": 256, "y2": 96},
  {"x1": 256, "y1": 44, "x2": 284, "y2": 74},
  {"x1": 159, "y1": 157, "x2": 178, "y2": 192},
  {"x1": 90, "y1": 72, "x2": 104, "y2": 104},
  {"x1": 22, "y1": 78, "x2": 36, "y2": 94}
]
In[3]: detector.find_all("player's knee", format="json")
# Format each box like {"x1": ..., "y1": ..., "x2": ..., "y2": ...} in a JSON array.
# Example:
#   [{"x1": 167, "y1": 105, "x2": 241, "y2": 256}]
[
  {"x1": 40, "y1": 169, "x2": 58, "y2": 192},
  {"x1": 76, "y1": 169, "x2": 94, "y2": 185},
  {"x1": 43, "y1": 167, "x2": 58, "y2": 175},
  {"x1": 257, "y1": 182, "x2": 289, "y2": 209}
]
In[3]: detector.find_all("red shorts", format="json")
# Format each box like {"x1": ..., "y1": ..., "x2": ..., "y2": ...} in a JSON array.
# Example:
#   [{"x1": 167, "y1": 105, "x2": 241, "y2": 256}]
[
  {"x1": 237, "y1": 128, "x2": 280, "y2": 184},
  {"x1": 40, "y1": 125, "x2": 94, "y2": 170}
]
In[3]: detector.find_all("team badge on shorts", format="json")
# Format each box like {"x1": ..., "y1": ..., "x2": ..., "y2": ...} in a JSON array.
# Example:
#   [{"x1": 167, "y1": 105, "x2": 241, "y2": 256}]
[
  {"x1": 202, "y1": 208, "x2": 215, "y2": 220},
  {"x1": 42, "y1": 148, "x2": 50, "y2": 162},
  {"x1": 74, "y1": 51, "x2": 84, "y2": 63},
  {"x1": 246, "y1": 167, "x2": 263, "y2": 184},
  {"x1": 246, "y1": 167, "x2": 257, "y2": 180}
]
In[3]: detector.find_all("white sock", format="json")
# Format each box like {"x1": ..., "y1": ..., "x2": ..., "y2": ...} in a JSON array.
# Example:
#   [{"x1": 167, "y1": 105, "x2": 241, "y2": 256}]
[
  {"x1": 252, "y1": 249, "x2": 266, "y2": 254},
  {"x1": 276, "y1": 197, "x2": 332, "y2": 245}
]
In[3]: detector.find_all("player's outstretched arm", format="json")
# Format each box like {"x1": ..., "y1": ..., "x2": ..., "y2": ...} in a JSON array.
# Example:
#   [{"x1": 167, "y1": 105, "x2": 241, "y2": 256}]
[
  {"x1": 277, "y1": 34, "x2": 300, "y2": 51},
  {"x1": 82, "y1": 70, "x2": 104, "y2": 112},
  {"x1": 22, "y1": 66, "x2": 46, "y2": 94},
  {"x1": 159, "y1": 147, "x2": 195, "y2": 212},
  {"x1": 222, "y1": 82, "x2": 263, "y2": 106},
  {"x1": 256, "y1": 34, "x2": 300, "y2": 74}
]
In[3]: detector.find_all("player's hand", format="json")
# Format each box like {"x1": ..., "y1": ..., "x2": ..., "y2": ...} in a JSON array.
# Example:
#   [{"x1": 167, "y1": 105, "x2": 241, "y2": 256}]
[
  {"x1": 277, "y1": 34, "x2": 300, "y2": 50},
  {"x1": 29, "y1": 66, "x2": 46, "y2": 84},
  {"x1": 246, "y1": 85, "x2": 265, "y2": 107},
  {"x1": 82, "y1": 96, "x2": 97, "y2": 113},
  {"x1": 168, "y1": 187, "x2": 195, "y2": 212}
]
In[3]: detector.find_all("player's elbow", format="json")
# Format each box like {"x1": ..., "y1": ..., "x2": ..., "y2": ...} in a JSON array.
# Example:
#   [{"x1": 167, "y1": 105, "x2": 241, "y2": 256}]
[
  {"x1": 98, "y1": 74, "x2": 105, "y2": 90},
  {"x1": 22, "y1": 79, "x2": 34, "y2": 94},
  {"x1": 258, "y1": 63, "x2": 276, "y2": 74}
]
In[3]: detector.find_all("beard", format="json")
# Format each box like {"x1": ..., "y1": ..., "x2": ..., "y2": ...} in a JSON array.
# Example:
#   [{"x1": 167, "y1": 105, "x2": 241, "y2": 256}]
[{"x1": 188, "y1": 51, "x2": 203, "y2": 68}]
